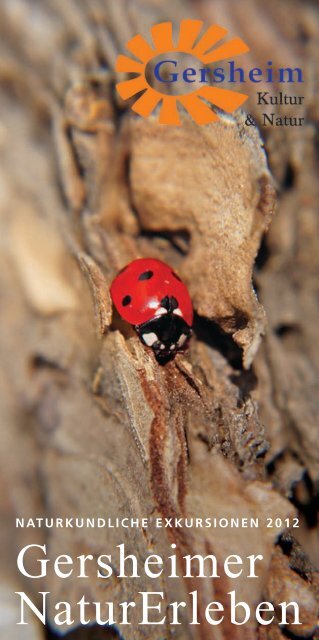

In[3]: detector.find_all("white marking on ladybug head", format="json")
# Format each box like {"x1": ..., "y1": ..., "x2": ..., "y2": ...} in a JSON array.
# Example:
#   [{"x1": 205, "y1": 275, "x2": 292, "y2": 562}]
[
  {"x1": 177, "y1": 333, "x2": 187, "y2": 347},
  {"x1": 142, "y1": 332, "x2": 158, "y2": 347},
  {"x1": 173, "y1": 308, "x2": 183, "y2": 317},
  {"x1": 169, "y1": 344, "x2": 176, "y2": 351},
  {"x1": 155, "y1": 307, "x2": 167, "y2": 317},
  {"x1": 160, "y1": 344, "x2": 165, "y2": 350}
]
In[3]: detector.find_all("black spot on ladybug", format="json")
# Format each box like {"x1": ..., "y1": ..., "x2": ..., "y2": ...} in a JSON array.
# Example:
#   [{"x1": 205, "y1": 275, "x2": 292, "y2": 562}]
[
  {"x1": 122, "y1": 295, "x2": 131, "y2": 306},
  {"x1": 160, "y1": 295, "x2": 178, "y2": 311},
  {"x1": 138, "y1": 270, "x2": 153, "y2": 281},
  {"x1": 172, "y1": 270, "x2": 182, "y2": 281}
]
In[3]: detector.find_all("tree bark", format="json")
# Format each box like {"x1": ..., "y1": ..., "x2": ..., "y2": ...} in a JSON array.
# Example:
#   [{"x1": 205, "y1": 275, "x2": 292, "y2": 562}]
[{"x1": 0, "y1": 1, "x2": 318, "y2": 639}]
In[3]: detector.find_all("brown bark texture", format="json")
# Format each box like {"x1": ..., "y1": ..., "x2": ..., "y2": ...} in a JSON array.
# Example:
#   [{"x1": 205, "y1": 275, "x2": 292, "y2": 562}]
[{"x1": 0, "y1": 1, "x2": 318, "y2": 639}]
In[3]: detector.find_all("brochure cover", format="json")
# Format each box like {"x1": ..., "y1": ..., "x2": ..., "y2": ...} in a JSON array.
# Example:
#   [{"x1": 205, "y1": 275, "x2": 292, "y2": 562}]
[{"x1": 0, "y1": 1, "x2": 318, "y2": 639}]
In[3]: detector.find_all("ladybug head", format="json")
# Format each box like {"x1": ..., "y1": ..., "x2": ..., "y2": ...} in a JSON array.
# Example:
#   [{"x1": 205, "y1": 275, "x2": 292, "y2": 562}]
[{"x1": 135, "y1": 295, "x2": 192, "y2": 361}]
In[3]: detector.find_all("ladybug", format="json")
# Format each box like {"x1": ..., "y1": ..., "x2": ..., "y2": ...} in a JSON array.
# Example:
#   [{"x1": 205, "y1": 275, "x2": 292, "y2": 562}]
[{"x1": 110, "y1": 258, "x2": 193, "y2": 360}]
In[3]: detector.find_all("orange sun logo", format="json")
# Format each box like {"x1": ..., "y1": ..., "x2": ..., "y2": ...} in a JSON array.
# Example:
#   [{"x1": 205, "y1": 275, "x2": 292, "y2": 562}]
[{"x1": 115, "y1": 19, "x2": 250, "y2": 125}]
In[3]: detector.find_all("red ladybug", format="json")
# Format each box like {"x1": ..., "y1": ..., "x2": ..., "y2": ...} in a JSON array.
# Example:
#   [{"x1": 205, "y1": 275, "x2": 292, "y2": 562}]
[{"x1": 110, "y1": 258, "x2": 193, "y2": 359}]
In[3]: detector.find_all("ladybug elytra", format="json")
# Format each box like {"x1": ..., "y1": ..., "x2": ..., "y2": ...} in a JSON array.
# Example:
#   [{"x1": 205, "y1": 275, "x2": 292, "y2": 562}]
[{"x1": 110, "y1": 258, "x2": 193, "y2": 360}]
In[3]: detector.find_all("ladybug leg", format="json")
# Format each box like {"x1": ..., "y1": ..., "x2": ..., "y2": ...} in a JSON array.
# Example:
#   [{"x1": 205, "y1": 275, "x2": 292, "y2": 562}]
[{"x1": 77, "y1": 252, "x2": 112, "y2": 337}]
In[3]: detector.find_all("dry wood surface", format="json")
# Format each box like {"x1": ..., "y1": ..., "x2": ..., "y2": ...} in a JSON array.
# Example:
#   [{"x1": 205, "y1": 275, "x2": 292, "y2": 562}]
[{"x1": 0, "y1": 1, "x2": 318, "y2": 639}]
